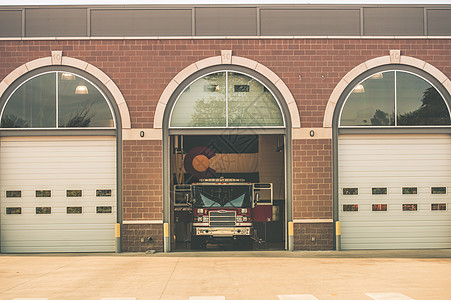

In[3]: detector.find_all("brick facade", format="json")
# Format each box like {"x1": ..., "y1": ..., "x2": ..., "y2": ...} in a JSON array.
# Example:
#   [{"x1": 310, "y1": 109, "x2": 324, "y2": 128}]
[
  {"x1": 292, "y1": 139, "x2": 333, "y2": 220},
  {"x1": 1, "y1": 38, "x2": 451, "y2": 252},
  {"x1": 123, "y1": 139, "x2": 163, "y2": 221},
  {"x1": 294, "y1": 223, "x2": 334, "y2": 251},
  {"x1": 122, "y1": 139, "x2": 163, "y2": 251},
  {"x1": 122, "y1": 224, "x2": 163, "y2": 252}
]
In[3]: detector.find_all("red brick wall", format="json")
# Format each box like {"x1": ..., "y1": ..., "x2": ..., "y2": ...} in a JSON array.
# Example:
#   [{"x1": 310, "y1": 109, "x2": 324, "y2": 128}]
[
  {"x1": 123, "y1": 139, "x2": 163, "y2": 221},
  {"x1": 294, "y1": 223, "x2": 334, "y2": 251},
  {"x1": 123, "y1": 224, "x2": 163, "y2": 252},
  {"x1": 292, "y1": 139, "x2": 333, "y2": 220}
]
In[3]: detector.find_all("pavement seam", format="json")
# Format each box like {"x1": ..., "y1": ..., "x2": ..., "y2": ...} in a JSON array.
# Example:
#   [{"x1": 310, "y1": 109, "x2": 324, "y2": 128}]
[{"x1": 158, "y1": 256, "x2": 181, "y2": 300}]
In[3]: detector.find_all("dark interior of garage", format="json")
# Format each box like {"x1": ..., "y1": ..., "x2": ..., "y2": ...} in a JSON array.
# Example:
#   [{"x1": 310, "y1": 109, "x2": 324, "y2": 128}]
[{"x1": 170, "y1": 134, "x2": 285, "y2": 251}]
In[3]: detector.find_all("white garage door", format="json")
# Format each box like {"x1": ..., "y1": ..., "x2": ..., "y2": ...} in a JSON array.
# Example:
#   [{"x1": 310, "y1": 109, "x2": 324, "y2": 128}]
[
  {"x1": 0, "y1": 136, "x2": 116, "y2": 253},
  {"x1": 339, "y1": 134, "x2": 451, "y2": 250}
]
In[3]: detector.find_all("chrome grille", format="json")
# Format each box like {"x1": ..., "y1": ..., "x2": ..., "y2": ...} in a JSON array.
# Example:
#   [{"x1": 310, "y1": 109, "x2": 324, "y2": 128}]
[{"x1": 209, "y1": 210, "x2": 236, "y2": 227}]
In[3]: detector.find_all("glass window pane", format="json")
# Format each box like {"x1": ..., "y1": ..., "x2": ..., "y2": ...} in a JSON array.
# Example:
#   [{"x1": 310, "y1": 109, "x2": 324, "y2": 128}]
[
  {"x1": 372, "y1": 204, "x2": 388, "y2": 211},
  {"x1": 431, "y1": 203, "x2": 447, "y2": 211},
  {"x1": 228, "y1": 72, "x2": 283, "y2": 127},
  {"x1": 372, "y1": 187, "x2": 387, "y2": 195},
  {"x1": 66, "y1": 190, "x2": 82, "y2": 197},
  {"x1": 6, "y1": 207, "x2": 21, "y2": 214},
  {"x1": 402, "y1": 187, "x2": 417, "y2": 195},
  {"x1": 96, "y1": 206, "x2": 113, "y2": 213},
  {"x1": 36, "y1": 207, "x2": 52, "y2": 214},
  {"x1": 6, "y1": 191, "x2": 21, "y2": 198},
  {"x1": 402, "y1": 204, "x2": 418, "y2": 211},
  {"x1": 58, "y1": 72, "x2": 114, "y2": 127},
  {"x1": 36, "y1": 190, "x2": 51, "y2": 197},
  {"x1": 343, "y1": 188, "x2": 358, "y2": 195},
  {"x1": 1, "y1": 73, "x2": 56, "y2": 128},
  {"x1": 96, "y1": 189, "x2": 112, "y2": 197},
  {"x1": 432, "y1": 187, "x2": 446, "y2": 194},
  {"x1": 340, "y1": 71, "x2": 395, "y2": 126},
  {"x1": 397, "y1": 71, "x2": 451, "y2": 126},
  {"x1": 343, "y1": 204, "x2": 358, "y2": 211},
  {"x1": 67, "y1": 207, "x2": 82, "y2": 214},
  {"x1": 170, "y1": 72, "x2": 226, "y2": 127}
]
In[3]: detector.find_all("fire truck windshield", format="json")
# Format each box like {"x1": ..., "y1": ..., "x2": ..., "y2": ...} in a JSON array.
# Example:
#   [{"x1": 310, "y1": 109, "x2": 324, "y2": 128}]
[{"x1": 192, "y1": 185, "x2": 252, "y2": 208}]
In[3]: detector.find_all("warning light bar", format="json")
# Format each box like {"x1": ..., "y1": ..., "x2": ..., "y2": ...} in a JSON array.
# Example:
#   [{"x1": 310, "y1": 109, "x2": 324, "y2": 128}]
[{"x1": 199, "y1": 178, "x2": 245, "y2": 182}]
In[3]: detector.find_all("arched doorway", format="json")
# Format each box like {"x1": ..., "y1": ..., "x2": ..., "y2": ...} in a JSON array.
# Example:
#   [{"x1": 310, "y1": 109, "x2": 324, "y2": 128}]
[
  {"x1": 162, "y1": 61, "x2": 295, "y2": 251},
  {"x1": 0, "y1": 64, "x2": 124, "y2": 253},
  {"x1": 332, "y1": 63, "x2": 451, "y2": 250}
]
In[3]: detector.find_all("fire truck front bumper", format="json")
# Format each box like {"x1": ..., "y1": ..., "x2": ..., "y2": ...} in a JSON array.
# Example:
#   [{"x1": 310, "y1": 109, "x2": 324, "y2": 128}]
[{"x1": 195, "y1": 226, "x2": 252, "y2": 237}]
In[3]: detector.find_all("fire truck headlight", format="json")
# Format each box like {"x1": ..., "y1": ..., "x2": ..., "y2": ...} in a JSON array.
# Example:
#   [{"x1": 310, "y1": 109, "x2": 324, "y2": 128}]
[
  {"x1": 236, "y1": 216, "x2": 243, "y2": 222},
  {"x1": 202, "y1": 216, "x2": 209, "y2": 222},
  {"x1": 197, "y1": 217, "x2": 203, "y2": 222},
  {"x1": 197, "y1": 208, "x2": 204, "y2": 214},
  {"x1": 243, "y1": 216, "x2": 248, "y2": 222},
  {"x1": 241, "y1": 208, "x2": 248, "y2": 214},
  {"x1": 240, "y1": 228, "x2": 250, "y2": 235}
]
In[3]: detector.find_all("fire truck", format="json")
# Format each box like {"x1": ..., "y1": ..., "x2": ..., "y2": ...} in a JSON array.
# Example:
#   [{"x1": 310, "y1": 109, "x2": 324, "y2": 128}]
[{"x1": 174, "y1": 178, "x2": 273, "y2": 250}]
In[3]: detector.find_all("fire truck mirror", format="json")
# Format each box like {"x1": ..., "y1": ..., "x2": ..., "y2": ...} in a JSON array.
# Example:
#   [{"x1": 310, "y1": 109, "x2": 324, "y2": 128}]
[
  {"x1": 255, "y1": 193, "x2": 260, "y2": 205},
  {"x1": 185, "y1": 193, "x2": 191, "y2": 204}
]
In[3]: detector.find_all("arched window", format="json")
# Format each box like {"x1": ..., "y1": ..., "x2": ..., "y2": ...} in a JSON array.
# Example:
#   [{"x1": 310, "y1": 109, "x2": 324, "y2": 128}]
[
  {"x1": 1, "y1": 71, "x2": 115, "y2": 128},
  {"x1": 339, "y1": 70, "x2": 451, "y2": 127},
  {"x1": 169, "y1": 71, "x2": 284, "y2": 128}
]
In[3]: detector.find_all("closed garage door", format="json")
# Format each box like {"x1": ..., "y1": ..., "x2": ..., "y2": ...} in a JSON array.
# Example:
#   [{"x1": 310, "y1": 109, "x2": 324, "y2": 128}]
[
  {"x1": 339, "y1": 134, "x2": 451, "y2": 250},
  {"x1": 0, "y1": 136, "x2": 116, "y2": 253}
]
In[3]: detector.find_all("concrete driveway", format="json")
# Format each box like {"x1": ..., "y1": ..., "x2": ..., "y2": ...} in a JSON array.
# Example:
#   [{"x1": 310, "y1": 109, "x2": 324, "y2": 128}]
[{"x1": 1, "y1": 250, "x2": 450, "y2": 300}]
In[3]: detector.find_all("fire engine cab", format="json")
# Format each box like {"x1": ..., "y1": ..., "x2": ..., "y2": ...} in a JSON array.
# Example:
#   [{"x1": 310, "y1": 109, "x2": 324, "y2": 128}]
[{"x1": 174, "y1": 178, "x2": 273, "y2": 249}]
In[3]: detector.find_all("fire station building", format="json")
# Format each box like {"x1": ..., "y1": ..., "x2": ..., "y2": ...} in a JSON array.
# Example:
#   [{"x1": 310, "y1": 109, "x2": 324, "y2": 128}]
[{"x1": 1, "y1": 4, "x2": 451, "y2": 253}]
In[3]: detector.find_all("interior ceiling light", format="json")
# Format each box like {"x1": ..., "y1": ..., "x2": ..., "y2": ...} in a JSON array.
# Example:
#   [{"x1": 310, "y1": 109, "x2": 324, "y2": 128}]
[
  {"x1": 370, "y1": 73, "x2": 384, "y2": 79},
  {"x1": 61, "y1": 72, "x2": 75, "y2": 80},
  {"x1": 352, "y1": 84, "x2": 365, "y2": 93},
  {"x1": 75, "y1": 85, "x2": 88, "y2": 94}
]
